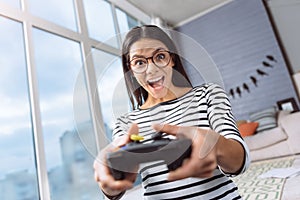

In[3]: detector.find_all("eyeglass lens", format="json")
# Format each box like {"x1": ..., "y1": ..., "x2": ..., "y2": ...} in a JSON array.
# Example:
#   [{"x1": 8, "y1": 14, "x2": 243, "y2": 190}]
[{"x1": 130, "y1": 51, "x2": 171, "y2": 73}]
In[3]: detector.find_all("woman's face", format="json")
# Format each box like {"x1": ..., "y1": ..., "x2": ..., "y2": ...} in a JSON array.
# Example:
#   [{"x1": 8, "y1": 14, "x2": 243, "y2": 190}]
[{"x1": 129, "y1": 38, "x2": 174, "y2": 100}]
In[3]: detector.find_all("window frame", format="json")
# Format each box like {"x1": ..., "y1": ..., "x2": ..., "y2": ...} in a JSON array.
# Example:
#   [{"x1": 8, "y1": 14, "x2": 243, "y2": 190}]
[{"x1": 0, "y1": 0, "x2": 150, "y2": 199}]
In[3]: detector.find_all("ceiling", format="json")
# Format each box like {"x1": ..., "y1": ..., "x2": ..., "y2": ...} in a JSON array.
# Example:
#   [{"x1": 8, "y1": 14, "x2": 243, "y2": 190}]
[{"x1": 126, "y1": 0, "x2": 233, "y2": 27}]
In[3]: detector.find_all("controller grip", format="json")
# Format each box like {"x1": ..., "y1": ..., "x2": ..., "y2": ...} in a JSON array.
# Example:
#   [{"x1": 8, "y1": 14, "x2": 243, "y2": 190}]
[
  {"x1": 109, "y1": 168, "x2": 125, "y2": 180},
  {"x1": 167, "y1": 144, "x2": 192, "y2": 171}
]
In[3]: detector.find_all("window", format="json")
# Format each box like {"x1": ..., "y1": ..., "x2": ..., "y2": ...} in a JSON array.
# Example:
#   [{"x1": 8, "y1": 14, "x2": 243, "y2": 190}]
[
  {"x1": 0, "y1": 0, "x2": 150, "y2": 199},
  {"x1": 91, "y1": 49, "x2": 130, "y2": 141},
  {"x1": 0, "y1": 16, "x2": 39, "y2": 200},
  {"x1": 0, "y1": 0, "x2": 20, "y2": 9},
  {"x1": 83, "y1": 0, "x2": 118, "y2": 48},
  {"x1": 28, "y1": 0, "x2": 78, "y2": 31},
  {"x1": 116, "y1": 8, "x2": 139, "y2": 42},
  {"x1": 32, "y1": 28, "x2": 99, "y2": 199}
]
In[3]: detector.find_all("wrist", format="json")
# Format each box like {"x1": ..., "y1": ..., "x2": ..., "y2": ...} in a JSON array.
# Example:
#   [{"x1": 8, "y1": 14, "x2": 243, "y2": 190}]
[
  {"x1": 102, "y1": 189, "x2": 125, "y2": 200},
  {"x1": 100, "y1": 183, "x2": 125, "y2": 198}
]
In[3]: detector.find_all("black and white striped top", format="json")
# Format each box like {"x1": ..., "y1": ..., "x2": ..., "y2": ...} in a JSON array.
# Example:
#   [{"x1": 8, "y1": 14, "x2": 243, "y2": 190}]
[{"x1": 113, "y1": 83, "x2": 250, "y2": 199}]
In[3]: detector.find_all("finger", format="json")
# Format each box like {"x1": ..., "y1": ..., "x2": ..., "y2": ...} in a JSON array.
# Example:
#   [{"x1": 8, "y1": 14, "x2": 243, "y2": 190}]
[
  {"x1": 94, "y1": 170, "x2": 100, "y2": 182},
  {"x1": 198, "y1": 130, "x2": 220, "y2": 159},
  {"x1": 128, "y1": 123, "x2": 139, "y2": 137},
  {"x1": 195, "y1": 170, "x2": 214, "y2": 178},
  {"x1": 101, "y1": 181, "x2": 133, "y2": 193},
  {"x1": 101, "y1": 173, "x2": 134, "y2": 190},
  {"x1": 98, "y1": 166, "x2": 134, "y2": 190},
  {"x1": 167, "y1": 159, "x2": 195, "y2": 181},
  {"x1": 116, "y1": 123, "x2": 140, "y2": 146},
  {"x1": 152, "y1": 123, "x2": 180, "y2": 136}
]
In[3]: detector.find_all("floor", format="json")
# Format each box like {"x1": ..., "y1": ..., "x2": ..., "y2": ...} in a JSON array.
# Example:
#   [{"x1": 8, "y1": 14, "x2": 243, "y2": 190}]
[{"x1": 281, "y1": 154, "x2": 300, "y2": 200}]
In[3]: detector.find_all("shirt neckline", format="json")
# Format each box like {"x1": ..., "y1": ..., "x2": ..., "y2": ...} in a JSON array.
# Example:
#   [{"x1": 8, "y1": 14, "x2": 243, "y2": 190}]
[{"x1": 138, "y1": 87, "x2": 195, "y2": 111}]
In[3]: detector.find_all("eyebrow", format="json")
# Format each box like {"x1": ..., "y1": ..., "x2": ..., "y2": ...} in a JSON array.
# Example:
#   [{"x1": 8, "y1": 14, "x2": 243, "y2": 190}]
[{"x1": 130, "y1": 48, "x2": 167, "y2": 59}]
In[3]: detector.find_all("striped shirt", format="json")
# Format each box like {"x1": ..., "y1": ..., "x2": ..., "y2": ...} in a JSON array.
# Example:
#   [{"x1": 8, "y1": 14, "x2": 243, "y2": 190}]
[{"x1": 113, "y1": 83, "x2": 250, "y2": 199}]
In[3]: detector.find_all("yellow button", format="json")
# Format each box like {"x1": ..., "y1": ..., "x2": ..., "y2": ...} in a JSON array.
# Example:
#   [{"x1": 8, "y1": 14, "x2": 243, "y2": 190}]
[{"x1": 130, "y1": 134, "x2": 144, "y2": 141}]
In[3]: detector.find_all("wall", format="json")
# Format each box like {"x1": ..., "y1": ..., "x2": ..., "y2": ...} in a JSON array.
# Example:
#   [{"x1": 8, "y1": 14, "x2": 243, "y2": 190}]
[
  {"x1": 175, "y1": 0, "x2": 299, "y2": 120},
  {"x1": 266, "y1": 0, "x2": 300, "y2": 74}
]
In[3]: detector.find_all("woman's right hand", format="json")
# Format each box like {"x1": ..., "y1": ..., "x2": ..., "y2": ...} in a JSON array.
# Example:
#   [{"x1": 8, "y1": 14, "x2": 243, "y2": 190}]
[{"x1": 93, "y1": 124, "x2": 139, "y2": 197}]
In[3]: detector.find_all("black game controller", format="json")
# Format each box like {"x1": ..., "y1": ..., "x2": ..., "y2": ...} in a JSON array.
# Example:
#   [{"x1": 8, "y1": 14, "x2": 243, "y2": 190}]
[{"x1": 106, "y1": 133, "x2": 192, "y2": 180}]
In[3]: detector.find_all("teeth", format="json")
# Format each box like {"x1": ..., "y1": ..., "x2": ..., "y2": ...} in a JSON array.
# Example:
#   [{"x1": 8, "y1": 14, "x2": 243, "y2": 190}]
[{"x1": 148, "y1": 76, "x2": 163, "y2": 83}]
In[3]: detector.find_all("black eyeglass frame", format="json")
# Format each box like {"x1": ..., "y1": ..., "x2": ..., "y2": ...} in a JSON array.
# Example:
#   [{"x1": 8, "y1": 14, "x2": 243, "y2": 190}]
[{"x1": 128, "y1": 50, "x2": 173, "y2": 74}]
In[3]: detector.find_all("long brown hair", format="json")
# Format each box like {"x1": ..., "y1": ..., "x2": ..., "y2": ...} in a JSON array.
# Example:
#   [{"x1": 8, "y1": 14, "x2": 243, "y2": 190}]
[{"x1": 122, "y1": 25, "x2": 192, "y2": 109}]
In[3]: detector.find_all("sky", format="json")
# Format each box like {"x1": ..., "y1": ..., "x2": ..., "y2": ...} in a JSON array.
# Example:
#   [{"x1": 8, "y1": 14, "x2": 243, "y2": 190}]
[{"x1": 0, "y1": 0, "x2": 132, "y2": 180}]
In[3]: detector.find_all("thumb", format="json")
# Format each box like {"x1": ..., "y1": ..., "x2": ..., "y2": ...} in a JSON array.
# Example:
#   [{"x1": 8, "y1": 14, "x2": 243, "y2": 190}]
[
  {"x1": 128, "y1": 123, "x2": 139, "y2": 138},
  {"x1": 113, "y1": 123, "x2": 139, "y2": 147},
  {"x1": 152, "y1": 123, "x2": 180, "y2": 136}
]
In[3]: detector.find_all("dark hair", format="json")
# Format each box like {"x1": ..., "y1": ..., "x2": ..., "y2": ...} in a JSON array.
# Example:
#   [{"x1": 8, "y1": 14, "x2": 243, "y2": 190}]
[{"x1": 122, "y1": 25, "x2": 192, "y2": 109}]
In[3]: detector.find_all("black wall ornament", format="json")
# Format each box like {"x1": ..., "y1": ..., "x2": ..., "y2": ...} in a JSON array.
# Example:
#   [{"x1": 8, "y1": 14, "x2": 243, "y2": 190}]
[
  {"x1": 257, "y1": 69, "x2": 269, "y2": 76},
  {"x1": 250, "y1": 76, "x2": 258, "y2": 87},
  {"x1": 243, "y1": 83, "x2": 250, "y2": 93},
  {"x1": 228, "y1": 54, "x2": 277, "y2": 99},
  {"x1": 266, "y1": 55, "x2": 277, "y2": 63}
]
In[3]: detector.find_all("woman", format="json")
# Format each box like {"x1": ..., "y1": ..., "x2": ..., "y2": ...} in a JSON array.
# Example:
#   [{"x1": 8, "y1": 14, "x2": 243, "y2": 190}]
[{"x1": 94, "y1": 25, "x2": 250, "y2": 199}]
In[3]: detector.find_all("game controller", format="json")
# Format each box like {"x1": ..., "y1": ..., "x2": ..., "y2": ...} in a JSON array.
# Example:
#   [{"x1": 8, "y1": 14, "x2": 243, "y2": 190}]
[{"x1": 106, "y1": 133, "x2": 192, "y2": 180}]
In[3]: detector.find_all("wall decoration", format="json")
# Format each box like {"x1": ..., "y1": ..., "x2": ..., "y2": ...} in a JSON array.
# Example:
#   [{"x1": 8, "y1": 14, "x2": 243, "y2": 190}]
[
  {"x1": 277, "y1": 97, "x2": 299, "y2": 112},
  {"x1": 227, "y1": 54, "x2": 277, "y2": 99},
  {"x1": 256, "y1": 69, "x2": 269, "y2": 76},
  {"x1": 250, "y1": 76, "x2": 258, "y2": 87},
  {"x1": 243, "y1": 83, "x2": 250, "y2": 93},
  {"x1": 266, "y1": 55, "x2": 277, "y2": 63}
]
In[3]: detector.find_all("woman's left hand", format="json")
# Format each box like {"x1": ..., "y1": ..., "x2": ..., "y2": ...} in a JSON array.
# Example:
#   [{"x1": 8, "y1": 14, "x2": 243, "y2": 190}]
[{"x1": 152, "y1": 123, "x2": 244, "y2": 181}]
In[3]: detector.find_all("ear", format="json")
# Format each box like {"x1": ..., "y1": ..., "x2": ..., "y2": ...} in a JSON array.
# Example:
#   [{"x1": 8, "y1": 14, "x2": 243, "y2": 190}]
[
  {"x1": 170, "y1": 56, "x2": 175, "y2": 67},
  {"x1": 169, "y1": 54, "x2": 175, "y2": 67}
]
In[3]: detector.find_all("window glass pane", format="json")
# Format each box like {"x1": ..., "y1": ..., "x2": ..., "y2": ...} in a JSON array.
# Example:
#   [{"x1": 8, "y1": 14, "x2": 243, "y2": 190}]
[
  {"x1": 0, "y1": 0, "x2": 20, "y2": 9},
  {"x1": 92, "y1": 49, "x2": 142, "y2": 186},
  {"x1": 0, "y1": 16, "x2": 39, "y2": 200},
  {"x1": 92, "y1": 49, "x2": 129, "y2": 141},
  {"x1": 28, "y1": 0, "x2": 77, "y2": 31},
  {"x1": 116, "y1": 7, "x2": 139, "y2": 34},
  {"x1": 32, "y1": 28, "x2": 101, "y2": 199},
  {"x1": 83, "y1": 0, "x2": 118, "y2": 48}
]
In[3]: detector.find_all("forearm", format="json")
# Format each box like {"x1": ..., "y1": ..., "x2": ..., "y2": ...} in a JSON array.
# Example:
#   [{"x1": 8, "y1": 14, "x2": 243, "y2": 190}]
[{"x1": 216, "y1": 136, "x2": 245, "y2": 174}]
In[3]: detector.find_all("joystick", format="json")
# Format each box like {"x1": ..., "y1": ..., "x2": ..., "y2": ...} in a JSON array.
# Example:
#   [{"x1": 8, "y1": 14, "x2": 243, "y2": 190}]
[{"x1": 106, "y1": 133, "x2": 192, "y2": 180}]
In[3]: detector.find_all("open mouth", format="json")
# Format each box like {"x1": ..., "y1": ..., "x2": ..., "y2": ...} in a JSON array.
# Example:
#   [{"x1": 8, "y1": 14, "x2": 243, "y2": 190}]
[{"x1": 147, "y1": 76, "x2": 165, "y2": 89}]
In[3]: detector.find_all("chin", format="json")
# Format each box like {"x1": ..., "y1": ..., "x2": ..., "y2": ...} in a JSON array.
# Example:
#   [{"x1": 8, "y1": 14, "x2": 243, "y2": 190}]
[{"x1": 151, "y1": 88, "x2": 169, "y2": 100}]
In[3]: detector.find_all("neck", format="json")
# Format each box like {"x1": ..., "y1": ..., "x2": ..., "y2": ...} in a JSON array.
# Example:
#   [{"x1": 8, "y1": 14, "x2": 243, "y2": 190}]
[{"x1": 140, "y1": 85, "x2": 191, "y2": 109}]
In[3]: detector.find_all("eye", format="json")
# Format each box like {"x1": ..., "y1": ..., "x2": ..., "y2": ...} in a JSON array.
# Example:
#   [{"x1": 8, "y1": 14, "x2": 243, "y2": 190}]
[
  {"x1": 156, "y1": 53, "x2": 166, "y2": 60},
  {"x1": 132, "y1": 58, "x2": 146, "y2": 67}
]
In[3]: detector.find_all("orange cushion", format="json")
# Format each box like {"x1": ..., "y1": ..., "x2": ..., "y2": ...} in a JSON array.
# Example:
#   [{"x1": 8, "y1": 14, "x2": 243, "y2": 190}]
[{"x1": 238, "y1": 122, "x2": 259, "y2": 137}]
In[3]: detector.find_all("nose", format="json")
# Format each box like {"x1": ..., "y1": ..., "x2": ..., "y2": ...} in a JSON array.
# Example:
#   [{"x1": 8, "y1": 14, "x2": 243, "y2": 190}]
[{"x1": 146, "y1": 58, "x2": 159, "y2": 74}]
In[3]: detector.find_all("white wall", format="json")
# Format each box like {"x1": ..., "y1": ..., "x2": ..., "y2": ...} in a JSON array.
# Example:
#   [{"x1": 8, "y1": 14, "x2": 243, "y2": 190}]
[{"x1": 266, "y1": 0, "x2": 300, "y2": 74}]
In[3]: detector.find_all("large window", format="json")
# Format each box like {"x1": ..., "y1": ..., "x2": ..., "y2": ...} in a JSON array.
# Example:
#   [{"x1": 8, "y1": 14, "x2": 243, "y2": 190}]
[
  {"x1": 0, "y1": 0, "x2": 20, "y2": 9},
  {"x1": 33, "y1": 28, "x2": 99, "y2": 199},
  {"x1": 0, "y1": 0, "x2": 150, "y2": 199},
  {"x1": 116, "y1": 7, "x2": 139, "y2": 42},
  {"x1": 92, "y1": 49, "x2": 129, "y2": 141},
  {"x1": 83, "y1": 0, "x2": 119, "y2": 48},
  {"x1": 0, "y1": 16, "x2": 39, "y2": 200},
  {"x1": 28, "y1": 0, "x2": 78, "y2": 31}
]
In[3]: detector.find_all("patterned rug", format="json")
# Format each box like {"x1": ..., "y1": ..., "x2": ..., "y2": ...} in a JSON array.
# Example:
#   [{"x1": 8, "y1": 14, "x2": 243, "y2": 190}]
[{"x1": 232, "y1": 156, "x2": 295, "y2": 200}]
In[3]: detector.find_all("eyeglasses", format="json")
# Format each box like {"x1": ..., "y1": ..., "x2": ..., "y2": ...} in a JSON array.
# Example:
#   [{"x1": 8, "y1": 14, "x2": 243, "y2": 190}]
[{"x1": 129, "y1": 50, "x2": 172, "y2": 73}]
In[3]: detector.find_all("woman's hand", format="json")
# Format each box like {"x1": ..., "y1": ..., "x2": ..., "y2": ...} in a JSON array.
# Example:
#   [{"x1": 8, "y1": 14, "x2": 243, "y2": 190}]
[
  {"x1": 152, "y1": 124, "x2": 244, "y2": 181},
  {"x1": 93, "y1": 124, "x2": 139, "y2": 197}
]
